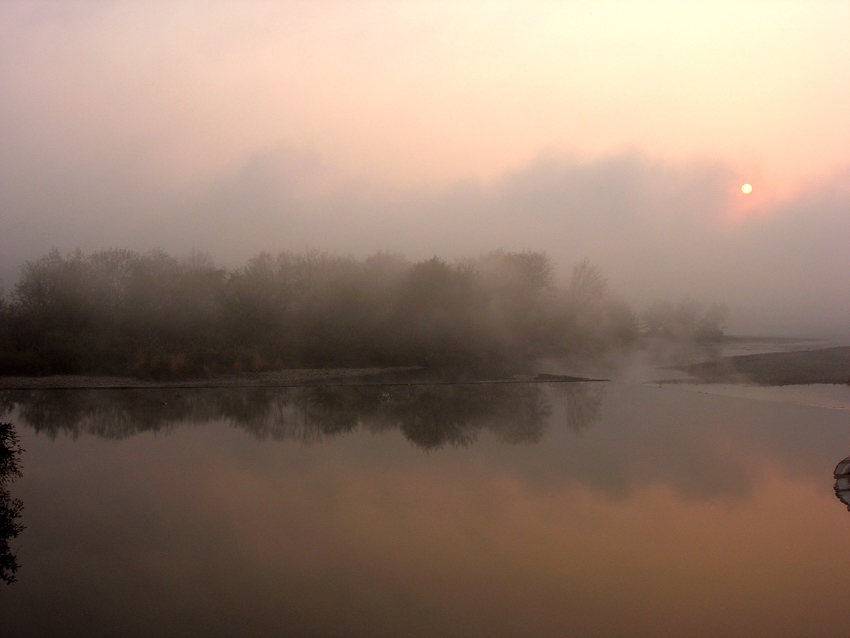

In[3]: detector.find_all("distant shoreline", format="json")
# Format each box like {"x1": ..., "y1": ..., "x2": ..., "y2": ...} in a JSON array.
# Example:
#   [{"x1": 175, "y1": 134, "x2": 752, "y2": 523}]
[
  {"x1": 0, "y1": 368, "x2": 611, "y2": 390},
  {"x1": 4, "y1": 345, "x2": 850, "y2": 389},
  {"x1": 0, "y1": 367, "x2": 414, "y2": 390},
  {"x1": 722, "y1": 335, "x2": 826, "y2": 343},
  {"x1": 680, "y1": 346, "x2": 850, "y2": 386}
]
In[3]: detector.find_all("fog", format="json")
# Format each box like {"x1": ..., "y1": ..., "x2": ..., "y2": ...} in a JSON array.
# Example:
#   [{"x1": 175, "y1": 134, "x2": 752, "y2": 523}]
[
  {"x1": 2, "y1": 146, "x2": 848, "y2": 337},
  {"x1": 2, "y1": 2, "x2": 849, "y2": 338}
]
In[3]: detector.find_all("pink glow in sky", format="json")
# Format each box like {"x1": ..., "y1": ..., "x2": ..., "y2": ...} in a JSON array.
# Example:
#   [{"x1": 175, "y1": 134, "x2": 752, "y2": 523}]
[
  {"x1": 3, "y1": 2, "x2": 848, "y2": 188},
  {"x1": 1, "y1": 1, "x2": 849, "y2": 334}
]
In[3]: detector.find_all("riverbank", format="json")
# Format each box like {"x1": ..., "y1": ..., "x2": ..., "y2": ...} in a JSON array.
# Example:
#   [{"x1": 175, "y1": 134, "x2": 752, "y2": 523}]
[
  {"x1": 681, "y1": 346, "x2": 850, "y2": 385},
  {"x1": 0, "y1": 367, "x2": 418, "y2": 390},
  {"x1": 4, "y1": 344, "x2": 849, "y2": 389}
]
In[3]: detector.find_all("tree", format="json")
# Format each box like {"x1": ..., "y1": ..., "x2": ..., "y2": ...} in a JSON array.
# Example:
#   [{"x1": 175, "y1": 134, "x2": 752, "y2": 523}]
[
  {"x1": 567, "y1": 258, "x2": 607, "y2": 310},
  {"x1": 642, "y1": 298, "x2": 727, "y2": 342}
]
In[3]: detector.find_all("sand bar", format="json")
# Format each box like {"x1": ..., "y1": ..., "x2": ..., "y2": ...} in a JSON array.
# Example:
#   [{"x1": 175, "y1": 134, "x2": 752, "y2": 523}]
[{"x1": 682, "y1": 346, "x2": 850, "y2": 385}]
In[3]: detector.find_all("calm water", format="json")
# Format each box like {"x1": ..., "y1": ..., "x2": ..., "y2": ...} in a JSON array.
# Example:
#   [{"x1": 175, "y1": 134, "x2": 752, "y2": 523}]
[{"x1": 1, "y1": 381, "x2": 850, "y2": 637}]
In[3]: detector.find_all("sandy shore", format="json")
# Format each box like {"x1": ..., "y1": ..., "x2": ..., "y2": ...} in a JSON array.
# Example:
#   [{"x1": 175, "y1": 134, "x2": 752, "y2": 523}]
[{"x1": 681, "y1": 346, "x2": 850, "y2": 385}]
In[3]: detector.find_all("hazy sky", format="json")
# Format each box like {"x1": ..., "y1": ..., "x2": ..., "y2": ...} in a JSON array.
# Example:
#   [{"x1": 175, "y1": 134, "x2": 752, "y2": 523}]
[{"x1": 1, "y1": 1, "x2": 849, "y2": 335}]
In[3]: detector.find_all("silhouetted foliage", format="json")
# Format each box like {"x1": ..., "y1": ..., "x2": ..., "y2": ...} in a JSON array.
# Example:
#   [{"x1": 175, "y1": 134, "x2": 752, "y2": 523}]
[
  {"x1": 0, "y1": 421, "x2": 24, "y2": 585},
  {"x1": 0, "y1": 249, "x2": 723, "y2": 377}
]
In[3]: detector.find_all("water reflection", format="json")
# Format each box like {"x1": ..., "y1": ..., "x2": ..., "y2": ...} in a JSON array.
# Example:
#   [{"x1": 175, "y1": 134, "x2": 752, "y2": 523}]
[
  {"x1": 553, "y1": 382, "x2": 605, "y2": 434},
  {"x1": 0, "y1": 382, "x2": 605, "y2": 450},
  {"x1": 0, "y1": 421, "x2": 24, "y2": 586},
  {"x1": 4, "y1": 385, "x2": 850, "y2": 636}
]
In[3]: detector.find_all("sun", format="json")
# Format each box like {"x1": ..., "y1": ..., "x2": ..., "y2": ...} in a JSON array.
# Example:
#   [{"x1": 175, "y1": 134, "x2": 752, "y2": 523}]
[{"x1": 741, "y1": 183, "x2": 753, "y2": 194}]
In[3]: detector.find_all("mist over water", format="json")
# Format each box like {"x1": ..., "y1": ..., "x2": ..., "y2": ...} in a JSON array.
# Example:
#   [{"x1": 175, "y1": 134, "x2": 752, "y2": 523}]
[{"x1": 2, "y1": 4, "x2": 850, "y2": 635}]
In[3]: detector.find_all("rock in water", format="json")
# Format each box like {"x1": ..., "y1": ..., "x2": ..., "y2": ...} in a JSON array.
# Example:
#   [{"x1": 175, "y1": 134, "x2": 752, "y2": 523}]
[{"x1": 834, "y1": 456, "x2": 850, "y2": 511}]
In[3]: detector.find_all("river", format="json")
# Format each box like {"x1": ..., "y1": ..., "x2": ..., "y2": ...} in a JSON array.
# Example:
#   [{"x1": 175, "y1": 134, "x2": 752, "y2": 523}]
[{"x1": 1, "y1": 379, "x2": 849, "y2": 637}]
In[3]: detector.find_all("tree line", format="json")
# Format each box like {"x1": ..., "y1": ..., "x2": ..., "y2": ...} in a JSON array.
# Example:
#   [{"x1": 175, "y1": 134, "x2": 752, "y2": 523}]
[{"x1": 0, "y1": 248, "x2": 725, "y2": 377}]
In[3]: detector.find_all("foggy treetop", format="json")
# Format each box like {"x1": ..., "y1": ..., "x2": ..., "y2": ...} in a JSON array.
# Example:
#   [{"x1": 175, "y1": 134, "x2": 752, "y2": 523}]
[{"x1": 0, "y1": 248, "x2": 725, "y2": 378}]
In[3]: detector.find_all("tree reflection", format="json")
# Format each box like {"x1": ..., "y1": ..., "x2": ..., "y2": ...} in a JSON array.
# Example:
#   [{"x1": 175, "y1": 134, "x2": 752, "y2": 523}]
[
  {"x1": 552, "y1": 382, "x2": 605, "y2": 434},
  {"x1": 1, "y1": 382, "x2": 606, "y2": 451},
  {"x1": 0, "y1": 421, "x2": 24, "y2": 586}
]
